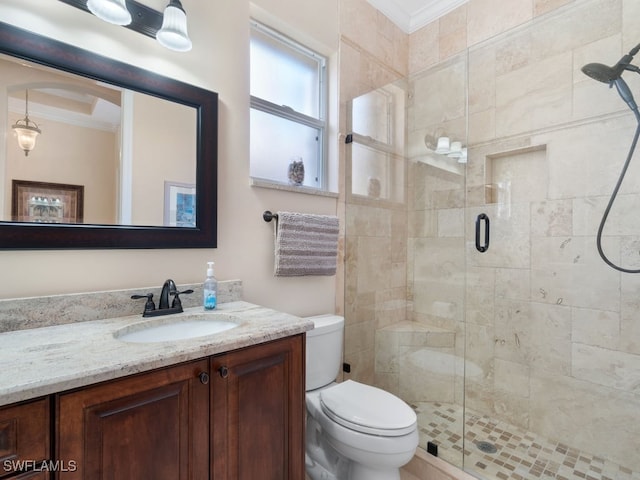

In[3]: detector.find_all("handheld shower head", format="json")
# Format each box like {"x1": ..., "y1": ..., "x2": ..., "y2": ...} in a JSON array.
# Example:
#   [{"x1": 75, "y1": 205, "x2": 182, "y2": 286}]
[
  {"x1": 581, "y1": 42, "x2": 640, "y2": 82},
  {"x1": 581, "y1": 43, "x2": 640, "y2": 113},
  {"x1": 581, "y1": 62, "x2": 625, "y2": 83}
]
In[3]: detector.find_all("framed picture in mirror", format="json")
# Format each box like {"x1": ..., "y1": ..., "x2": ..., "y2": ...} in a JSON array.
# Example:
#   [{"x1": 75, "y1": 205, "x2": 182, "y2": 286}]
[
  {"x1": 11, "y1": 180, "x2": 84, "y2": 224},
  {"x1": 164, "y1": 181, "x2": 196, "y2": 228}
]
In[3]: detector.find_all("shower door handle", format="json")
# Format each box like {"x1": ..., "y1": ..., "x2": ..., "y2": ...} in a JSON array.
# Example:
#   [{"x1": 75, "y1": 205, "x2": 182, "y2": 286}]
[{"x1": 475, "y1": 213, "x2": 490, "y2": 253}]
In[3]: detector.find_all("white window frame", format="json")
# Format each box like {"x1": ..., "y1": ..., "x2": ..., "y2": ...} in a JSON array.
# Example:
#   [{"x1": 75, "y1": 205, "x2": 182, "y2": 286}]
[{"x1": 249, "y1": 20, "x2": 328, "y2": 190}]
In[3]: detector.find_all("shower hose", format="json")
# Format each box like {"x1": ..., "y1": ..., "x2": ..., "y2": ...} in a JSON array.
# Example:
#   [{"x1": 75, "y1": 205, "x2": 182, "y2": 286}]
[{"x1": 596, "y1": 107, "x2": 640, "y2": 273}]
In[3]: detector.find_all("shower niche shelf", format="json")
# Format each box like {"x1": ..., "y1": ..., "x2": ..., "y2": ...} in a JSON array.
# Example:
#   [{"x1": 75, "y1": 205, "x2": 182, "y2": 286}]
[{"x1": 484, "y1": 145, "x2": 547, "y2": 205}]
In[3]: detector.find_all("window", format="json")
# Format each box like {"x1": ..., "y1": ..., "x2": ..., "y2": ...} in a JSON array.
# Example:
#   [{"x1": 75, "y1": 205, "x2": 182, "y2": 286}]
[{"x1": 250, "y1": 21, "x2": 328, "y2": 190}]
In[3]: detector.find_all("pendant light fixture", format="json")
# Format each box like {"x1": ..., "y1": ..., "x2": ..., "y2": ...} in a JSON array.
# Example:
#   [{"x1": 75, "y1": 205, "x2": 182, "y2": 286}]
[
  {"x1": 12, "y1": 90, "x2": 41, "y2": 157},
  {"x1": 156, "y1": 0, "x2": 192, "y2": 52},
  {"x1": 86, "y1": 0, "x2": 132, "y2": 26}
]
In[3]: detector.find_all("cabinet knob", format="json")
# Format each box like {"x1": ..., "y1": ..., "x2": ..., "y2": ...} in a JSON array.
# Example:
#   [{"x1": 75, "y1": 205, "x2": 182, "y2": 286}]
[
  {"x1": 218, "y1": 366, "x2": 229, "y2": 378},
  {"x1": 199, "y1": 371, "x2": 210, "y2": 384}
]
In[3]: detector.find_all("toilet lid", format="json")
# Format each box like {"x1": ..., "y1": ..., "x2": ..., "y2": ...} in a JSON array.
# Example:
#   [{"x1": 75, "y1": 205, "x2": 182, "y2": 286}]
[{"x1": 319, "y1": 380, "x2": 417, "y2": 436}]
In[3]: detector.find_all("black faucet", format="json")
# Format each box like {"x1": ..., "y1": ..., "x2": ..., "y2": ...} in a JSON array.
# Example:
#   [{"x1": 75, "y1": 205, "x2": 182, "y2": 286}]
[
  {"x1": 131, "y1": 279, "x2": 194, "y2": 317},
  {"x1": 159, "y1": 279, "x2": 177, "y2": 310}
]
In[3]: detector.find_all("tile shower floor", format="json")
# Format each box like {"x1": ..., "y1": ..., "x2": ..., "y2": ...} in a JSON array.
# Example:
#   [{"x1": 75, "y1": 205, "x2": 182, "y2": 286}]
[{"x1": 413, "y1": 402, "x2": 640, "y2": 480}]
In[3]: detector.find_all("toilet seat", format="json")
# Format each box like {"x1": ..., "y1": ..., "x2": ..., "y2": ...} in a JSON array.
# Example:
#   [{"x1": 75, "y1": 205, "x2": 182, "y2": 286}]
[{"x1": 319, "y1": 380, "x2": 416, "y2": 436}]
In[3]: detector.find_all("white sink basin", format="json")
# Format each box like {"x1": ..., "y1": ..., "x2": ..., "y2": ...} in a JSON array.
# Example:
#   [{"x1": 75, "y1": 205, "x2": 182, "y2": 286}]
[{"x1": 116, "y1": 314, "x2": 239, "y2": 343}]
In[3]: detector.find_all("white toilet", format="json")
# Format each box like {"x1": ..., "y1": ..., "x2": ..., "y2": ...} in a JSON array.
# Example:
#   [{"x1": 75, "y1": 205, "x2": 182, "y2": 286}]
[{"x1": 305, "y1": 315, "x2": 419, "y2": 480}]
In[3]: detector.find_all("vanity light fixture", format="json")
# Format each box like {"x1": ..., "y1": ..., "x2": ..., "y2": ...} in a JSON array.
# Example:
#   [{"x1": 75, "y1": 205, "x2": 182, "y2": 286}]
[
  {"x1": 12, "y1": 90, "x2": 41, "y2": 157},
  {"x1": 425, "y1": 134, "x2": 467, "y2": 163},
  {"x1": 86, "y1": 0, "x2": 132, "y2": 26},
  {"x1": 59, "y1": 0, "x2": 192, "y2": 52},
  {"x1": 156, "y1": 0, "x2": 192, "y2": 52}
]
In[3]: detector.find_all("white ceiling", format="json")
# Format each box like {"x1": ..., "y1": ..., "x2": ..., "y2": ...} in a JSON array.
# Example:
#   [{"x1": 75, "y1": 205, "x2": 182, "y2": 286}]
[{"x1": 366, "y1": 0, "x2": 468, "y2": 33}]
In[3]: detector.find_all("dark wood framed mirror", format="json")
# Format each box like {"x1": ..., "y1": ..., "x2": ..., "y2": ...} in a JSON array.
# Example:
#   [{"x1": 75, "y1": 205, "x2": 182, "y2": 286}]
[{"x1": 0, "y1": 22, "x2": 217, "y2": 249}]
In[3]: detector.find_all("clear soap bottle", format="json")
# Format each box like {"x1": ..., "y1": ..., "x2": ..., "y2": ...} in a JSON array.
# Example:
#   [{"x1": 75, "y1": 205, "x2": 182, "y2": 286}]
[{"x1": 203, "y1": 261, "x2": 217, "y2": 310}]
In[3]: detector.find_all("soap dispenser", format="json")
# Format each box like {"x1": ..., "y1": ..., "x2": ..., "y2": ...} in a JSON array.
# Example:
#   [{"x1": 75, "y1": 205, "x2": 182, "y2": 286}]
[{"x1": 203, "y1": 261, "x2": 217, "y2": 310}]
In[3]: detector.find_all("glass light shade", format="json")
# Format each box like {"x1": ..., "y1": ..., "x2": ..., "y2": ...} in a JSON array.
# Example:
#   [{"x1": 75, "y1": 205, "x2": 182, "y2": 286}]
[
  {"x1": 87, "y1": 0, "x2": 132, "y2": 26},
  {"x1": 434, "y1": 136, "x2": 450, "y2": 154},
  {"x1": 156, "y1": 1, "x2": 192, "y2": 52},
  {"x1": 12, "y1": 120, "x2": 41, "y2": 157},
  {"x1": 447, "y1": 141, "x2": 463, "y2": 158}
]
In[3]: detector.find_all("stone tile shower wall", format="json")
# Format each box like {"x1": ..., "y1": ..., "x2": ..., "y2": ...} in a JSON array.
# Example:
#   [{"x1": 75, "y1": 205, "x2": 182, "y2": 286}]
[
  {"x1": 340, "y1": 0, "x2": 409, "y2": 384},
  {"x1": 407, "y1": 0, "x2": 640, "y2": 472}
]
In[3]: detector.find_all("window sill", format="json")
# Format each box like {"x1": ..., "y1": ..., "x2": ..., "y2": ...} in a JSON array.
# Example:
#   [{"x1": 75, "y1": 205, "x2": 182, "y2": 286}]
[{"x1": 250, "y1": 177, "x2": 338, "y2": 198}]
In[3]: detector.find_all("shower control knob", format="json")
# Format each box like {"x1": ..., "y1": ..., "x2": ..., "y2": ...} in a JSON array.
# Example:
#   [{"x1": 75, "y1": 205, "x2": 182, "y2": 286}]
[
  {"x1": 199, "y1": 372, "x2": 210, "y2": 384},
  {"x1": 219, "y1": 366, "x2": 229, "y2": 378}
]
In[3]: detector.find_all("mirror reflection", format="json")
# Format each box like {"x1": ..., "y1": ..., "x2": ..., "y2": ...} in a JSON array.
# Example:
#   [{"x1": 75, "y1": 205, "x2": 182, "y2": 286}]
[{"x1": 2, "y1": 54, "x2": 197, "y2": 227}]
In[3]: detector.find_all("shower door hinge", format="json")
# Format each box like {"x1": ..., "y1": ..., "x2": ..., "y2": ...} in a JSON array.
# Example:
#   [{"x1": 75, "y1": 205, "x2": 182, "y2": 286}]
[{"x1": 427, "y1": 441, "x2": 438, "y2": 457}]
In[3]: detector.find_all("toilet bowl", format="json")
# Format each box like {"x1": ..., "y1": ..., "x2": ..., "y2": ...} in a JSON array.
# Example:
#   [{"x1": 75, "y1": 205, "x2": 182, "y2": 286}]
[{"x1": 305, "y1": 315, "x2": 418, "y2": 480}]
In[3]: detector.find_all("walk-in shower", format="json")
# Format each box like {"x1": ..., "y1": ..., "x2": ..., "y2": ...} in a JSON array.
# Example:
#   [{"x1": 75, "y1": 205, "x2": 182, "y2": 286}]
[{"x1": 343, "y1": 0, "x2": 640, "y2": 479}]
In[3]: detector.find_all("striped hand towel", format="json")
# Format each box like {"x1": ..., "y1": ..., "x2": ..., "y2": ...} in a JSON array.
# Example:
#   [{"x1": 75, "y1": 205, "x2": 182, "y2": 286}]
[{"x1": 274, "y1": 211, "x2": 339, "y2": 276}]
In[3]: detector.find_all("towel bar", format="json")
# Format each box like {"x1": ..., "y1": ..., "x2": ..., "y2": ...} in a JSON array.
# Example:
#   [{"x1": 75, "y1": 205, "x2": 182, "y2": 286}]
[{"x1": 263, "y1": 211, "x2": 279, "y2": 223}]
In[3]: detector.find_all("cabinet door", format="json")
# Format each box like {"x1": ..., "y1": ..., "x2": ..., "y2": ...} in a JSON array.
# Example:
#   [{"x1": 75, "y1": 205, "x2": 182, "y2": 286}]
[
  {"x1": 56, "y1": 359, "x2": 209, "y2": 480},
  {"x1": 0, "y1": 398, "x2": 50, "y2": 479},
  {"x1": 211, "y1": 335, "x2": 305, "y2": 480}
]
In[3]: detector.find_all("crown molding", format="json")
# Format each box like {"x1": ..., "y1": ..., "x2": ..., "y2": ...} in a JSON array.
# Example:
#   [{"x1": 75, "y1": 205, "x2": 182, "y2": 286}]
[{"x1": 367, "y1": 0, "x2": 468, "y2": 34}]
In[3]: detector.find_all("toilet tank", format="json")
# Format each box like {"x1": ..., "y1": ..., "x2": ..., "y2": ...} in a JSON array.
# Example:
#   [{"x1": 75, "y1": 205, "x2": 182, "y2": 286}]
[{"x1": 305, "y1": 314, "x2": 344, "y2": 391}]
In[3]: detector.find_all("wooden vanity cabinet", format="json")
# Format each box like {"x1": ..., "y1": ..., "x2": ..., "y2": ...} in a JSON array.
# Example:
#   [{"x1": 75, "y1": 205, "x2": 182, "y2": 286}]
[
  {"x1": 52, "y1": 334, "x2": 305, "y2": 479},
  {"x1": 56, "y1": 359, "x2": 210, "y2": 480},
  {"x1": 211, "y1": 334, "x2": 305, "y2": 480},
  {"x1": 0, "y1": 398, "x2": 50, "y2": 479}
]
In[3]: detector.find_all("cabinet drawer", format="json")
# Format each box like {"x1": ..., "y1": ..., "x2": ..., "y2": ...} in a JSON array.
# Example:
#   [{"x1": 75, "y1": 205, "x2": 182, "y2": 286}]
[{"x1": 0, "y1": 398, "x2": 50, "y2": 479}]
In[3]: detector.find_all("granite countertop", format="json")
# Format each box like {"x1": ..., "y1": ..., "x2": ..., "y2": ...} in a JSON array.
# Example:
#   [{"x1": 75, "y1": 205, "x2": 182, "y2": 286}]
[{"x1": 0, "y1": 301, "x2": 313, "y2": 407}]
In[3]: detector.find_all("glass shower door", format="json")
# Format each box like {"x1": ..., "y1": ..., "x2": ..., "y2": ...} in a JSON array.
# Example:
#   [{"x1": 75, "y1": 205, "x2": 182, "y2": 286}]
[
  {"x1": 462, "y1": 1, "x2": 640, "y2": 478},
  {"x1": 404, "y1": 52, "x2": 469, "y2": 468}
]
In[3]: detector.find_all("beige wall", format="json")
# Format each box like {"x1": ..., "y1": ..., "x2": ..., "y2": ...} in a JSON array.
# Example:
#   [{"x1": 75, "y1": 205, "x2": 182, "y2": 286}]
[
  {"x1": 0, "y1": 0, "x2": 340, "y2": 319},
  {"x1": 131, "y1": 93, "x2": 196, "y2": 226}
]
